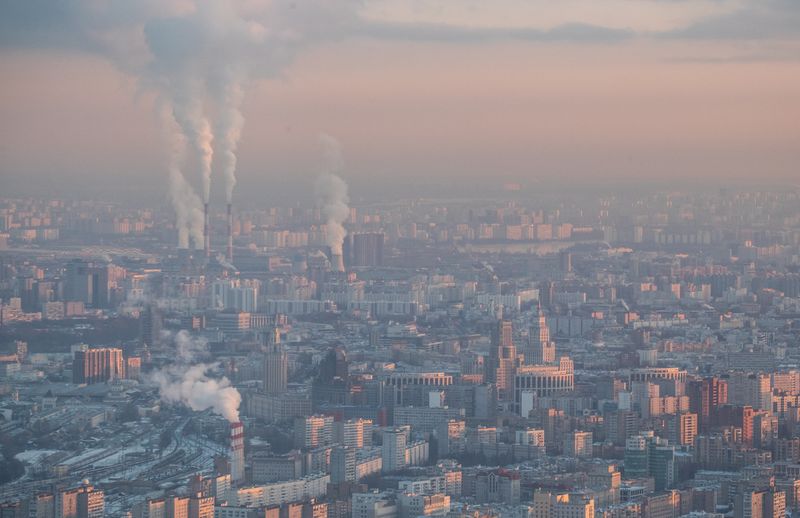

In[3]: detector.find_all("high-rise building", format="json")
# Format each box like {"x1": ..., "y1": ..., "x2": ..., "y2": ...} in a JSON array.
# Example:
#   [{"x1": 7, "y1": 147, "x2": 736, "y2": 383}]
[
  {"x1": 382, "y1": 428, "x2": 408, "y2": 473},
  {"x1": 188, "y1": 493, "x2": 214, "y2": 518},
  {"x1": 294, "y1": 415, "x2": 334, "y2": 449},
  {"x1": 624, "y1": 433, "x2": 676, "y2": 491},
  {"x1": 488, "y1": 320, "x2": 518, "y2": 401},
  {"x1": 563, "y1": 431, "x2": 593, "y2": 458},
  {"x1": 72, "y1": 348, "x2": 124, "y2": 385},
  {"x1": 140, "y1": 305, "x2": 163, "y2": 348},
  {"x1": 64, "y1": 260, "x2": 114, "y2": 308},
  {"x1": 624, "y1": 435, "x2": 650, "y2": 478},
  {"x1": 727, "y1": 372, "x2": 772, "y2": 412},
  {"x1": 264, "y1": 339, "x2": 288, "y2": 395},
  {"x1": 165, "y1": 495, "x2": 189, "y2": 518},
  {"x1": 331, "y1": 446, "x2": 357, "y2": 483},
  {"x1": 528, "y1": 306, "x2": 556, "y2": 365},
  {"x1": 334, "y1": 418, "x2": 372, "y2": 449},
  {"x1": 688, "y1": 377, "x2": 728, "y2": 432},
  {"x1": 344, "y1": 233, "x2": 385, "y2": 268},
  {"x1": 667, "y1": 412, "x2": 698, "y2": 446},
  {"x1": 76, "y1": 483, "x2": 104, "y2": 518}
]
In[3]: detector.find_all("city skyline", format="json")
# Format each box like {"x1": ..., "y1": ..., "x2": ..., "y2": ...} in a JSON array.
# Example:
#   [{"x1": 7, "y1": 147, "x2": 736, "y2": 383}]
[{"x1": 2, "y1": 2, "x2": 800, "y2": 518}]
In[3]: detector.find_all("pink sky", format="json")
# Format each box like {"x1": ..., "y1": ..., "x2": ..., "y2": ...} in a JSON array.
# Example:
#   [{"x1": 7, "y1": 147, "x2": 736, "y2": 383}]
[{"x1": 0, "y1": 1, "x2": 799, "y2": 197}]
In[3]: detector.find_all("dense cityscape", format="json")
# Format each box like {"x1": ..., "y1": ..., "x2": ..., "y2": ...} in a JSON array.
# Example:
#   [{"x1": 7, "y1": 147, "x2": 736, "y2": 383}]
[
  {"x1": 2, "y1": 187, "x2": 800, "y2": 518},
  {"x1": 2, "y1": 1, "x2": 800, "y2": 518}
]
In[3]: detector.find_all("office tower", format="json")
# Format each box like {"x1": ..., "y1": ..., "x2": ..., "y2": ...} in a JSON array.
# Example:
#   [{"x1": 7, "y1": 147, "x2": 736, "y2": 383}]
[
  {"x1": 382, "y1": 428, "x2": 408, "y2": 472},
  {"x1": 344, "y1": 233, "x2": 385, "y2": 268},
  {"x1": 488, "y1": 320, "x2": 517, "y2": 402},
  {"x1": 331, "y1": 446, "x2": 357, "y2": 483},
  {"x1": 688, "y1": 377, "x2": 728, "y2": 432},
  {"x1": 294, "y1": 415, "x2": 334, "y2": 449},
  {"x1": 264, "y1": 341, "x2": 288, "y2": 395},
  {"x1": 625, "y1": 434, "x2": 676, "y2": 491},
  {"x1": 64, "y1": 260, "x2": 112, "y2": 308},
  {"x1": 64, "y1": 260, "x2": 93, "y2": 305},
  {"x1": 230, "y1": 422, "x2": 245, "y2": 484},
  {"x1": 624, "y1": 435, "x2": 650, "y2": 478},
  {"x1": 563, "y1": 431, "x2": 593, "y2": 458},
  {"x1": 528, "y1": 306, "x2": 556, "y2": 365},
  {"x1": 667, "y1": 413, "x2": 698, "y2": 446},
  {"x1": 72, "y1": 348, "x2": 124, "y2": 385},
  {"x1": 140, "y1": 304, "x2": 163, "y2": 348},
  {"x1": 727, "y1": 372, "x2": 771, "y2": 412}
]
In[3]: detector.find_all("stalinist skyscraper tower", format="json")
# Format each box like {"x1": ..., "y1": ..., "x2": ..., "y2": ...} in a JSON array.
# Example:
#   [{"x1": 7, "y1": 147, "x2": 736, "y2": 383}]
[
  {"x1": 528, "y1": 303, "x2": 556, "y2": 365},
  {"x1": 263, "y1": 328, "x2": 287, "y2": 395}
]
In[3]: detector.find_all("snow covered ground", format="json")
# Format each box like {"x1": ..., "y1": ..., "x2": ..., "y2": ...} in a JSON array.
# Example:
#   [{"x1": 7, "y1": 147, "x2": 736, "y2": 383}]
[{"x1": 14, "y1": 449, "x2": 62, "y2": 463}]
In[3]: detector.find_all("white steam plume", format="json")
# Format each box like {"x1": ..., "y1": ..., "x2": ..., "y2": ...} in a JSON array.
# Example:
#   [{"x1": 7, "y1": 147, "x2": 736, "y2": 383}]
[
  {"x1": 159, "y1": 101, "x2": 204, "y2": 248},
  {"x1": 211, "y1": 66, "x2": 246, "y2": 203},
  {"x1": 150, "y1": 331, "x2": 241, "y2": 423},
  {"x1": 314, "y1": 134, "x2": 350, "y2": 255},
  {"x1": 169, "y1": 77, "x2": 214, "y2": 204},
  {"x1": 0, "y1": 0, "x2": 366, "y2": 247}
]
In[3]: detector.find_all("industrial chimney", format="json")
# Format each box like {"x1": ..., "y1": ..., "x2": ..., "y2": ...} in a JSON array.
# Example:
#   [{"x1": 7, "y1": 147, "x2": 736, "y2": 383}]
[
  {"x1": 227, "y1": 203, "x2": 233, "y2": 263},
  {"x1": 204, "y1": 202, "x2": 210, "y2": 259},
  {"x1": 230, "y1": 422, "x2": 244, "y2": 484}
]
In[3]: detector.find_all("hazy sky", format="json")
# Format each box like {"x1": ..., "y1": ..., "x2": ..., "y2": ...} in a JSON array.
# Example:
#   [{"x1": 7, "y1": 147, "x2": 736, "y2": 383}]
[{"x1": 1, "y1": 0, "x2": 799, "y2": 201}]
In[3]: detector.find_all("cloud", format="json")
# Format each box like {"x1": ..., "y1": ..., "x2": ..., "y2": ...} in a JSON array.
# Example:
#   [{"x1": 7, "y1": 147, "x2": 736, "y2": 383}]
[
  {"x1": 661, "y1": 0, "x2": 800, "y2": 40},
  {"x1": 357, "y1": 21, "x2": 635, "y2": 43}
]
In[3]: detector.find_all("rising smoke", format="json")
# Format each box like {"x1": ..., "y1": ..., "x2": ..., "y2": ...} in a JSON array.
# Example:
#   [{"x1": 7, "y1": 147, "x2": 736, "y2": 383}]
[
  {"x1": 315, "y1": 134, "x2": 350, "y2": 256},
  {"x1": 210, "y1": 64, "x2": 247, "y2": 204},
  {"x1": 0, "y1": 1, "x2": 365, "y2": 246},
  {"x1": 160, "y1": 101, "x2": 204, "y2": 248},
  {"x1": 143, "y1": 3, "x2": 264, "y2": 246},
  {"x1": 150, "y1": 330, "x2": 241, "y2": 423}
]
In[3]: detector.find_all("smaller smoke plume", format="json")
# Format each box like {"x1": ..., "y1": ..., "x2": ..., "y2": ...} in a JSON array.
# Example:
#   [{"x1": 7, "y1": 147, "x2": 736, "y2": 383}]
[
  {"x1": 314, "y1": 134, "x2": 350, "y2": 255},
  {"x1": 150, "y1": 331, "x2": 241, "y2": 423}
]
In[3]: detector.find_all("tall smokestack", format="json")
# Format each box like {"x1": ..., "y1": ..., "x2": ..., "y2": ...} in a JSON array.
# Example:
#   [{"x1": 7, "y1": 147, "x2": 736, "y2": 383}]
[
  {"x1": 204, "y1": 202, "x2": 210, "y2": 259},
  {"x1": 230, "y1": 421, "x2": 244, "y2": 484},
  {"x1": 227, "y1": 203, "x2": 233, "y2": 263}
]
